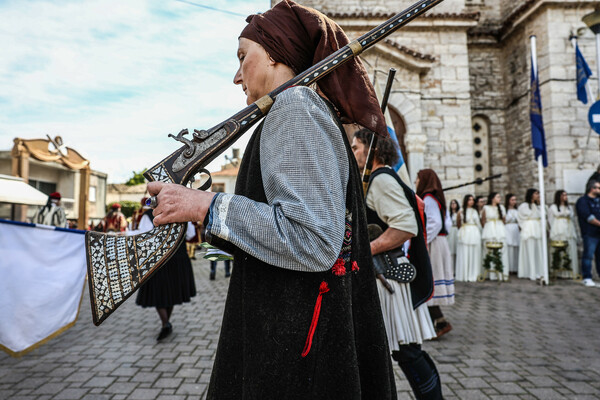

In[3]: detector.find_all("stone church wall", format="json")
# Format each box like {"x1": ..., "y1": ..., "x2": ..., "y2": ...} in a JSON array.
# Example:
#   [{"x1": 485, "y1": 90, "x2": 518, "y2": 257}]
[{"x1": 272, "y1": 0, "x2": 600, "y2": 203}]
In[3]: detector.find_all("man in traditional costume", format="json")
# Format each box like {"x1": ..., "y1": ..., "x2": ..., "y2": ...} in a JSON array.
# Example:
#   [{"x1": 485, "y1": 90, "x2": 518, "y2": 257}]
[
  {"x1": 352, "y1": 128, "x2": 442, "y2": 400},
  {"x1": 130, "y1": 197, "x2": 149, "y2": 231},
  {"x1": 100, "y1": 203, "x2": 128, "y2": 233},
  {"x1": 33, "y1": 192, "x2": 67, "y2": 227},
  {"x1": 146, "y1": 1, "x2": 397, "y2": 398}
]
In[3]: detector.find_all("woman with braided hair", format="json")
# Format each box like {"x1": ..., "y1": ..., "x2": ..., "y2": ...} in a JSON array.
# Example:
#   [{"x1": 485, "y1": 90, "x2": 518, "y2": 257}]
[
  {"x1": 481, "y1": 192, "x2": 508, "y2": 279},
  {"x1": 416, "y1": 169, "x2": 454, "y2": 338}
]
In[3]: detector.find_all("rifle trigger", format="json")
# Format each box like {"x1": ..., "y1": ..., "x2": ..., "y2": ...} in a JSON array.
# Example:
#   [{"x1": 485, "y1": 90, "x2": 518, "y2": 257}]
[{"x1": 197, "y1": 168, "x2": 212, "y2": 191}]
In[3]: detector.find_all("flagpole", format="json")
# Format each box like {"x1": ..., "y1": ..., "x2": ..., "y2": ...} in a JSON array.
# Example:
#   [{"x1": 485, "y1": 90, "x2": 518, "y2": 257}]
[{"x1": 530, "y1": 35, "x2": 549, "y2": 285}]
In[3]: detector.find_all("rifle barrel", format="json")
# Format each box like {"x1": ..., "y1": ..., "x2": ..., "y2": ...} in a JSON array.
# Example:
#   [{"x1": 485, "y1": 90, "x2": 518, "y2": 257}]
[
  {"x1": 362, "y1": 68, "x2": 397, "y2": 195},
  {"x1": 442, "y1": 174, "x2": 502, "y2": 191}
]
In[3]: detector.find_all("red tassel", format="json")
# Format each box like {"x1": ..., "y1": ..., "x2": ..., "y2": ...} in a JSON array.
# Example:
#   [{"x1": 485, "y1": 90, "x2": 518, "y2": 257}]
[
  {"x1": 301, "y1": 281, "x2": 330, "y2": 357},
  {"x1": 332, "y1": 258, "x2": 346, "y2": 276},
  {"x1": 351, "y1": 261, "x2": 359, "y2": 272}
]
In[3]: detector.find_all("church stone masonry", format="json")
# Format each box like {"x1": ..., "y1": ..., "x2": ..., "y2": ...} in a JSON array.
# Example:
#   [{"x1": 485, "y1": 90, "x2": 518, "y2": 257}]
[{"x1": 274, "y1": 0, "x2": 599, "y2": 202}]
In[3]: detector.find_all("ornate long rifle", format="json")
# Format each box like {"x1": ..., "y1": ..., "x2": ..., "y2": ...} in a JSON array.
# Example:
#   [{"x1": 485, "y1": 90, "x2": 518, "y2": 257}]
[{"x1": 86, "y1": 0, "x2": 446, "y2": 326}]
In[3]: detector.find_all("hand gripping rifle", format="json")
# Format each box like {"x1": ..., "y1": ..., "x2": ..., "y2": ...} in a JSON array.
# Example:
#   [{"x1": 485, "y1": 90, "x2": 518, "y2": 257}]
[{"x1": 85, "y1": 0, "x2": 446, "y2": 326}]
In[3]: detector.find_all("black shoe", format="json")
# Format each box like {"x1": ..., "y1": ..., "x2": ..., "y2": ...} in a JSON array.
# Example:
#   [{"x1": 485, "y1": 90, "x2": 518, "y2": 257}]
[
  {"x1": 225, "y1": 272, "x2": 231, "y2": 278},
  {"x1": 157, "y1": 322, "x2": 172, "y2": 341},
  {"x1": 210, "y1": 273, "x2": 215, "y2": 280}
]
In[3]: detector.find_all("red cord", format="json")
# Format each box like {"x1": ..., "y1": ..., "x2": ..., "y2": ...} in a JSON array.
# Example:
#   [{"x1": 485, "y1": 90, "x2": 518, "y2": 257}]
[{"x1": 301, "y1": 281, "x2": 330, "y2": 357}]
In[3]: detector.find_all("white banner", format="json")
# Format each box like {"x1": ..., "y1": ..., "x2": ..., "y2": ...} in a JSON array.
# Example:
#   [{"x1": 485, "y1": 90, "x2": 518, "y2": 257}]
[{"x1": 0, "y1": 220, "x2": 87, "y2": 356}]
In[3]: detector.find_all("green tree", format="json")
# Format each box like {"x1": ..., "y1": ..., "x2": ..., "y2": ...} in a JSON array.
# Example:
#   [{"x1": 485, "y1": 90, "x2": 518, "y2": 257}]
[{"x1": 126, "y1": 169, "x2": 147, "y2": 186}]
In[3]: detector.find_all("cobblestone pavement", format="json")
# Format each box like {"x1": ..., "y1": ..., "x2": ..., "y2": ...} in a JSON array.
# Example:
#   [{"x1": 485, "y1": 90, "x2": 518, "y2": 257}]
[{"x1": 2, "y1": 257, "x2": 600, "y2": 399}]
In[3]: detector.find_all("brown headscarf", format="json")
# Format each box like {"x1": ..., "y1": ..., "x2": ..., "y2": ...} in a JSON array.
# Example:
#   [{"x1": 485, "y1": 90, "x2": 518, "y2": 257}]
[
  {"x1": 416, "y1": 169, "x2": 447, "y2": 216},
  {"x1": 240, "y1": 0, "x2": 387, "y2": 137}
]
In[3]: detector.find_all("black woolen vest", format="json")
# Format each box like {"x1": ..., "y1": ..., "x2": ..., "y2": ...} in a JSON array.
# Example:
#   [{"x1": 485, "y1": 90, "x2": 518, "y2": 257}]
[
  {"x1": 206, "y1": 109, "x2": 396, "y2": 399},
  {"x1": 366, "y1": 167, "x2": 434, "y2": 309}
]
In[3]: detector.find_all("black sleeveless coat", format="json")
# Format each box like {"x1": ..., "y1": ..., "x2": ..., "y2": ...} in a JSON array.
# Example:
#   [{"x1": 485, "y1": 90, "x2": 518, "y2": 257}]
[{"x1": 206, "y1": 118, "x2": 396, "y2": 399}]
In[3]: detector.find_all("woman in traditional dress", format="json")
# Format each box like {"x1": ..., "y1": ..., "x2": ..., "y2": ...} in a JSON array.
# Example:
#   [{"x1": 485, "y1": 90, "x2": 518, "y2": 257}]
[
  {"x1": 475, "y1": 195, "x2": 487, "y2": 216},
  {"x1": 416, "y1": 169, "x2": 454, "y2": 338},
  {"x1": 145, "y1": 1, "x2": 397, "y2": 397},
  {"x1": 518, "y1": 188, "x2": 545, "y2": 280},
  {"x1": 128, "y1": 211, "x2": 197, "y2": 341},
  {"x1": 481, "y1": 192, "x2": 508, "y2": 280},
  {"x1": 455, "y1": 194, "x2": 482, "y2": 282},
  {"x1": 504, "y1": 193, "x2": 520, "y2": 274},
  {"x1": 447, "y1": 199, "x2": 460, "y2": 268},
  {"x1": 548, "y1": 190, "x2": 580, "y2": 277}
]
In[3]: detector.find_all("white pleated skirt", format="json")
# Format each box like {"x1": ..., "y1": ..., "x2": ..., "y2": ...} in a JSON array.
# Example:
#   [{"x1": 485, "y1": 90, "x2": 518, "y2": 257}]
[
  {"x1": 428, "y1": 236, "x2": 455, "y2": 306},
  {"x1": 376, "y1": 280, "x2": 436, "y2": 351},
  {"x1": 507, "y1": 244, "x2": 519, "y2": 273},
  {"x1": 455, "y1": 242, "x2": 481, "y2": 282}
]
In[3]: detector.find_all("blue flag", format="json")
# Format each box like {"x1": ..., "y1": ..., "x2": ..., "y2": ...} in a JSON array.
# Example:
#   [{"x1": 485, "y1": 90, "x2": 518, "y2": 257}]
[
  {"x1": 530, "y1": 61, "x2": 547, "y2": 167},
  {"x1": 576, "y1": 43, "x2": 592, "y2": 104}
]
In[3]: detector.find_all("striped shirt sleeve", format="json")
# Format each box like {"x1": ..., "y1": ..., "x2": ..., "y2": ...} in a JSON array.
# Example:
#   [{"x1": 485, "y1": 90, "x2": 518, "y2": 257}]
[{"x1": 205, "y1": 86, "x2": 349, "y2": 272}]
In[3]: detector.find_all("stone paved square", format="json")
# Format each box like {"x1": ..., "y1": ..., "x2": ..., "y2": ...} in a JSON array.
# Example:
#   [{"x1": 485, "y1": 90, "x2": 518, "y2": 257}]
[{"x1": 2, "y1": 258, "x2": 600, "y2": 399}]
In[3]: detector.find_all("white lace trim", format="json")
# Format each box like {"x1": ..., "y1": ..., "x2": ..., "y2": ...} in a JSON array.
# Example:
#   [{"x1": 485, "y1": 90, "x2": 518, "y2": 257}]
[{"x1": 215, "y1": 193, "x2": 233, "y2": 240}]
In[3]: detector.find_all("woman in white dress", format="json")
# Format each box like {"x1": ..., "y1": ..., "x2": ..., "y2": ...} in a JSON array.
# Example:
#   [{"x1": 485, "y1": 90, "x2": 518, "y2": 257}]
[
  {"x1": 518, "y1": 188, "x2": 545, "y2": 281},
  {"x1": 455, "y1": 194, "x2": 482, "y2": 282},
  {"x1": 416, "y1": 169, "x2": 454, "y2": 338},
  {"x1": 447, "y1": 199, "x2": 460, "y2": 268},
  {"x1": 548, "y1": 190, "x2": 580, "y2": 277},
  {"x1": 481, "y1": 192, "x2": 508, "y2": 280},
  {"x1": 504, "y1": 194, "x2": 520, "y2": 274}
]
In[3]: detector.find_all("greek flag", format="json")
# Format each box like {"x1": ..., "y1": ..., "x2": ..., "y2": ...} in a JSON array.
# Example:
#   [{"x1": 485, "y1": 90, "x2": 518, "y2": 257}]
[
  {"x1": 530, "y1": 47, "x2": 547, "y2": 167},
  {"x1": 374, "y1": 76, "x2": 412, "y2": 187},
  {"x1": 576, "y1": 43, "x2": 592, "y2": 104}
]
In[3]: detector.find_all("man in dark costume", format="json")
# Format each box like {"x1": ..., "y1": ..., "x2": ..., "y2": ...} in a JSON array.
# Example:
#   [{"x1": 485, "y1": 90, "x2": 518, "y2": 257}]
[
  {"x1": 128, "y1": 209, "x2": 197, "y2": 341},
  {"x1": 352, "y1": 128, "x2": 442, "y2": 399},
  {"x1": 147, "y1": 1, "x2": 396, "y2": 398},
  {"x1": 100, "y1": 203, "x2": 127, "y2": 233}
]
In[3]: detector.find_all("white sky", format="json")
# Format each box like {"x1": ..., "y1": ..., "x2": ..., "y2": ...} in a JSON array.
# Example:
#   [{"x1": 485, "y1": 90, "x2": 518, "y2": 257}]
[{"x1": 0, "y1": 0, "x2": 269, "y2": 183}]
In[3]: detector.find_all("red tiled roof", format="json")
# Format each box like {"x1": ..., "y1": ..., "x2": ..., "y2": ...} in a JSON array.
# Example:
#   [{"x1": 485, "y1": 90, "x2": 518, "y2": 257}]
[{"x1": 211, "y1": 166, "x2": 240, "y2": 177}]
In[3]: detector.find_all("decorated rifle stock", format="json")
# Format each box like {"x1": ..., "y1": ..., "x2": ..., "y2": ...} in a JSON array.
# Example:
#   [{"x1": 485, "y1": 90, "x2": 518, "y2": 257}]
[{"x1": 86, "y1": 0, "x2": 446, "y2": 326}]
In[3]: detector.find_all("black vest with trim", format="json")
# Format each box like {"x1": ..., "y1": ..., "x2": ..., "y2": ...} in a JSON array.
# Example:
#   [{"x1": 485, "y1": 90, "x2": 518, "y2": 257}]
[
  {"x1": 366, "y1": 167, "x2": 434, "y2": 309},
  {"x1": 206, "y1": 112, "x2": 396, "y2": 399}
]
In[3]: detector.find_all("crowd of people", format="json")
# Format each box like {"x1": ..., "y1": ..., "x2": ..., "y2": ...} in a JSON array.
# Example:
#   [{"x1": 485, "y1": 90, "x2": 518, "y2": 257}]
[{"x1": 447, "y1": 180, "x2": 600, "y2": 287}]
